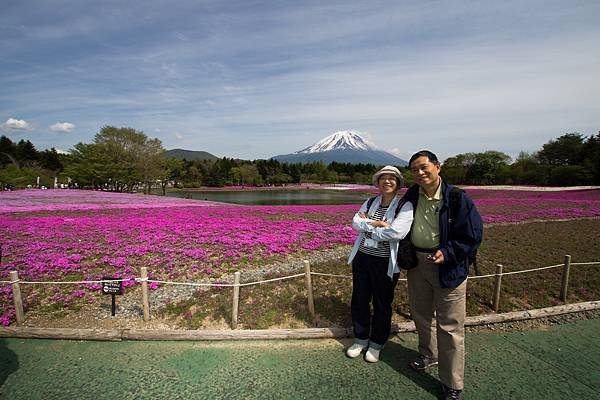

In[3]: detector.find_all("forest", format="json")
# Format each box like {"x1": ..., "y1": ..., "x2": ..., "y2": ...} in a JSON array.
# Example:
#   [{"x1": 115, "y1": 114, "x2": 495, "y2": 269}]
[{"x1": 1, "y1": 126, "x2": 599, "y2": 191}]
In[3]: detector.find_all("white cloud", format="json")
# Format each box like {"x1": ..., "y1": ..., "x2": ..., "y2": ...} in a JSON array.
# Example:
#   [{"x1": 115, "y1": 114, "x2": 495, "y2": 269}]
[
  {"x1": 173, "y1": 32, "x2": 189, "y2": 42},
  {"x1": 160, "y1": 63, "x2": 178, "y2": 78},
  {"x1": 357, "y1": 131, "x2": 379, "y2": 149},
  {"x1": 2, "y1": 1, "x2": 598, "y2": 161},
  {"x1": 3, "y1": 117, "x2": 31, "y2": 131},
  {"x1": 389, "y1": 148, "x2": 413, "y2": 162},
  {"x1": 49, "y1": 122, "x2": 75, "y2": 133},
  {"x1": 223, "y1": 85, "x2": 245, "y2": 92}
]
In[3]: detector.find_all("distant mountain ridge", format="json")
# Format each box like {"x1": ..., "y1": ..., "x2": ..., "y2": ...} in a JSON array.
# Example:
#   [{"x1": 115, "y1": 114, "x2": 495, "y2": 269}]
[
  {"x1": 165, "y1": 148, "x2": 217, "y2": 161},
  {"x1": 272, "y1": 130, "x2": 408, "y2": 166}
]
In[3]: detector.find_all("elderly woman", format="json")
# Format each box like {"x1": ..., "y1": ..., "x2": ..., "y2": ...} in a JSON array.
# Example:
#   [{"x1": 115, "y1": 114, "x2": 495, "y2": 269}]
[{"x1": 346, "y1": 165, "x2": 414, "y2": 362}]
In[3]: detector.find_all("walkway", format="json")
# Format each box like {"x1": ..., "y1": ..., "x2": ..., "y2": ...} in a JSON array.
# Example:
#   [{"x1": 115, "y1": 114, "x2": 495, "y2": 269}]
[{"x1": 1, "y1": 318, "x2": 598, "y2": 399}]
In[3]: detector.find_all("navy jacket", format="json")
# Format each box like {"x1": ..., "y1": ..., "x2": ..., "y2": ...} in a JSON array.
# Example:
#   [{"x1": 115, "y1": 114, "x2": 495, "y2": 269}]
[{"x1": 403, "y1": 181, "x2": 483, "y2": 288}]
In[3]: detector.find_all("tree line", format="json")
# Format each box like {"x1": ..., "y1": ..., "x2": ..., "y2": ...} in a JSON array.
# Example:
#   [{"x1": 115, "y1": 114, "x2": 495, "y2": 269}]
[
  {"x1": 442, "y1": 133, "x2": 600, "y2": 186},
  {"x1": 1, "y1": 126, "x2": 598, "y2": 191}
]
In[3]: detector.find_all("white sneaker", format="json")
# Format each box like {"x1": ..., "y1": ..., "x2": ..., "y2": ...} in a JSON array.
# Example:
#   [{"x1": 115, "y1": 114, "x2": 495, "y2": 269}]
[
  {"x1": 346, "y1": 343, "x2": 365, "y2": 358},
  {"x1": 365, "y1": 347, "x2": 380, "y2": 363}
]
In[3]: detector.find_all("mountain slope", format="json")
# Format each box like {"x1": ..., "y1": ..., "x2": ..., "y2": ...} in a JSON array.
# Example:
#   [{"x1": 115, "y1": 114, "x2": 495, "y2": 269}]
[
  {"x1": 272, "y1": 130, "x2": 407, "y2": 166},
  {"x1": 297, "y1": 130, "x2": 371, "y2": 153},
  {"x1": 165, "y1": 149, "x2": 218, "y2": 161}
]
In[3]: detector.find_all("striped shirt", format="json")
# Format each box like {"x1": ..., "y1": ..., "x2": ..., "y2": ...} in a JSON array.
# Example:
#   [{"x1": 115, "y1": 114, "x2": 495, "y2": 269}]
[{"x1": 359, "y1": 205, "x2": 391, "y2": 258}]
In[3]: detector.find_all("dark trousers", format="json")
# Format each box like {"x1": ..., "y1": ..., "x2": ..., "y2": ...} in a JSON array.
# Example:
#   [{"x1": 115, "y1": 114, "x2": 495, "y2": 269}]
[{"x1": 351, "y1": 251, "x2": 400, "y2": 348}]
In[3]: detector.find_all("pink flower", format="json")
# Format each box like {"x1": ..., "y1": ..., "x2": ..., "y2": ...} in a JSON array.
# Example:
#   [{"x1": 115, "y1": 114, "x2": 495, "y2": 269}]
[{"x1": 1, "y1": 187, "x2": 598, "y2": 325}]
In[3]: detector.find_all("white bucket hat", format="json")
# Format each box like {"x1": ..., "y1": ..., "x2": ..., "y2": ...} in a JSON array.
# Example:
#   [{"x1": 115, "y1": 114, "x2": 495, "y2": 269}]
[{"x1": 372, "y1": 165, "x2": 404, "y2": 187}]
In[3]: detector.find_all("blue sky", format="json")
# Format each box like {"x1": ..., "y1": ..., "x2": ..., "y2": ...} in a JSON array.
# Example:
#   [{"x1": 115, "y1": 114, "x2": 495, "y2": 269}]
[{"x1": 1, "y1": 0, "x2": 599, "y2": 162}]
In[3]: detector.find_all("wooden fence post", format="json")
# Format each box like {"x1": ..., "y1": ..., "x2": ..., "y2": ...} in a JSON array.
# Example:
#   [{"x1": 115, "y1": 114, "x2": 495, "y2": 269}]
[
  {"x1": 493, "y1": 264, "x2": 503, "y2": 312},
  {"x1": 141, "y1": 267, "x2": 150, "y2": 321},
  {"x1": 304, "y1": 260, "x2": 315, "y2": 322},
  {"x1": 560, "y1": 254, "x2": 571, "y2": 302},
  {"x1": 231, "y1": 271, "x2": 241, "y2": 329},
  {"x1": 10, "y1": 271, "x2": 24, "y2": 325}
]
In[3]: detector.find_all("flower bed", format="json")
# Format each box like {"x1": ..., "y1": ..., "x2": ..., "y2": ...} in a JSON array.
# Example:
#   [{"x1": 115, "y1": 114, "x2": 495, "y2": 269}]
[
  {"x1": 0, "y1": 188, "x2": 217, "y2": 213},
  {"x1": 469, "y1": 189, "x2": 600, "y2": 223},
  {"x1": 0, "y1": 190, "x2": 358, "y2": 325},
  {"x1": 1, "y1": 188, "x2": 599, "y2": 325}
]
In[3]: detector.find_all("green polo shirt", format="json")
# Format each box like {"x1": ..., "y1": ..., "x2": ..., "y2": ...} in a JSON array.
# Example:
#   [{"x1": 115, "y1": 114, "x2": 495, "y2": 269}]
[{"x1": 410, "y1": 181, "x2": 442, "y2": 249}]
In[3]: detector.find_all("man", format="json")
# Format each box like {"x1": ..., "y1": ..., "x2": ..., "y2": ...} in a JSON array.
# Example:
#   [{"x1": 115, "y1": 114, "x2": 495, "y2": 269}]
[{"x1": 403, "y1": 150, "x2": 483, "y2": 400}]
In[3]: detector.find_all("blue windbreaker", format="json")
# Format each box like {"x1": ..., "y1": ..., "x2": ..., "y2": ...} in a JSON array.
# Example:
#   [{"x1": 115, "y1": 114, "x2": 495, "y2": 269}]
[{"x1": 403, "y1": 181, "x2": 483, "y2": 288}]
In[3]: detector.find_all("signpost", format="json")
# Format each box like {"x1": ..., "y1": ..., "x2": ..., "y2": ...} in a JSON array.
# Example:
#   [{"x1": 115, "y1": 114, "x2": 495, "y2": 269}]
[{"x1": 102, "y1": 277, "x2": 123, "y2": 316}]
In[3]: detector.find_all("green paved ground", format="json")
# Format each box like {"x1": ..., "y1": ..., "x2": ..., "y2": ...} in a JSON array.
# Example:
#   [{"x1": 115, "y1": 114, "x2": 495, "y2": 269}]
[{"x1": 1, "y1": 318, "x2": 598, "y2": 399}]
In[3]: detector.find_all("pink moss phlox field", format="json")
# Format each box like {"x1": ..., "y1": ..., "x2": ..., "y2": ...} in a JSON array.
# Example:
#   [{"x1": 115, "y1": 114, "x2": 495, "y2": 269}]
[
  {"x1": 1, "y1": 188, "x2": 600, "y2": 325},
  {"x1": 0, "y1": 190, "x2": 357, "y2": 325},
  {"x1": 0, "y1": 188, "x2": 218, "y2": 213},
  {"x1": 468, "y1": 189, "x2": 600, "y2": 223}
]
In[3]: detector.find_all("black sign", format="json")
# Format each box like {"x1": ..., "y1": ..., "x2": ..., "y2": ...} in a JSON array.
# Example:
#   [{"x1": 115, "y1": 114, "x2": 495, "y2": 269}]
[{"x1": 102, "y1": 277, "x2": 123, "y2": 295}]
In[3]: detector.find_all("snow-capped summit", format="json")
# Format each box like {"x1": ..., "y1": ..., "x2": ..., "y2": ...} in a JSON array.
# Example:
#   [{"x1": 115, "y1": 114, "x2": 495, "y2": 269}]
[
  {"x1": 272, "y1": 130, "x2": 407, "y2": 166},
  {"x1": 296, "y1": 130, "x2": 374, "y2": 153}
]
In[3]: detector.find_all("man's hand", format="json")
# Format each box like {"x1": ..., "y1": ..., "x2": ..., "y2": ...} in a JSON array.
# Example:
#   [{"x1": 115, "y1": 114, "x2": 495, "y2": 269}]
[{"x1": 428, "y1": 250, "x2": 444, "y2": 264}]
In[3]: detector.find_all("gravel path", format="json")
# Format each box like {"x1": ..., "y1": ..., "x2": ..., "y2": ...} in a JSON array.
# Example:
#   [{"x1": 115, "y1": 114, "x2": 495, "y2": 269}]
[
  {"x1": 138, "y1": 246, "x2": 352, "y2": 314},
  {"x1": 20, "y1": 246, "x2": 353, "y2": 326}
]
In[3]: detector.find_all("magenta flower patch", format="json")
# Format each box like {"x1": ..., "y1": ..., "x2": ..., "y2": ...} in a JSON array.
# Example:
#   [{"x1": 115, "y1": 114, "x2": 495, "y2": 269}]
[{"x1": 1, "y1": 188, "x2": 599, "y2": 325}]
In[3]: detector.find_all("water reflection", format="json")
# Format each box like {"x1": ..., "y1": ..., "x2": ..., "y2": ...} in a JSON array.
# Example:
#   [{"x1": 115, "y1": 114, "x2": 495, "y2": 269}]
[{"x1": 166, "y1": 189, "x2": 371, "y2": 205}]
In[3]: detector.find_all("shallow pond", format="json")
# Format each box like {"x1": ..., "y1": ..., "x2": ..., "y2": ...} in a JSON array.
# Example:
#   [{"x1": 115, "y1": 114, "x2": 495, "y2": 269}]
[{"x1": 165, "y1": 189, "x2": 371, "y2": 205}]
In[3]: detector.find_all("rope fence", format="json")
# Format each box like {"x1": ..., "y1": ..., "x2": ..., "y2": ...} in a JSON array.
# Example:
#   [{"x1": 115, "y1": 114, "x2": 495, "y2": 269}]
[{"x1": 2, "y1": 255, "x2": 599, "y2": 327}]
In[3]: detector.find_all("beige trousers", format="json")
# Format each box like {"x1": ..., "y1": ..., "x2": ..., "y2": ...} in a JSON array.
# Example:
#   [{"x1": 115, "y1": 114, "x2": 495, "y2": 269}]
[{"x1": 407, "y1": 251, "x2": 467, "y2": 390}]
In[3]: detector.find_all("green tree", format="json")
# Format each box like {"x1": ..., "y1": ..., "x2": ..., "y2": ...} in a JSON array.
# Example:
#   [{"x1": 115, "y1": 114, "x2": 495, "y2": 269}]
[
  {"x1": 163, "y1": 158, "x2": 185, "y2": 189},
  {"x1": 255, "y1": 159, "x2": 282, "y2": 184},
  {"x1": 15, "y1": 139, "x2": 38, "y2": 167},
  {"x1": 281, "y1": 163, "x2": 302, "y2": 183},
  {"x1": 441, "y1": 151, "x2": 510, "y2": 185},
  {"x1": 467, "y1": 151, "x2": 511, "y2": 184},
  {"x1": 229, "y1": 167, "x2": 242, "y2": 185},
  {"x1": 139, "y1": 138, "x2": 166, "y2": 194},
  {"x1": 510, "y1": 151, "x2": 546, "y2": 185},
  {"x1": 206, "y1": 158, "x2": 235, "y2": 186},
  {"x1": 582, "y1": 132, "x2": 600, "y2": 184},
  {"x1": 64, "y1": 142, "x2": 112, "y2": 189},
  {"x1": 352, "y1": 172, "x2": 371, "y2": 185},
  {"x1": 39, "y1": 148, "x2": 63, "y2": 173},
  {"x1": 0, "y1": 136, "x2": 17, "y2": 167},
  {"x1": 442, "y1": 153, "x2": 477, "y2": 184},
  {"x1": 0, "y1": 164, "x2": 44, "y2": 188},
  {"x1": 271, "y1": 173, "x2": 293, "y2": 185},
  {"x1": 65, "y1": 126, "x2": 166, "y2": 192},
  {"x1": 549, "y1": 165, "x2": 592, "y2": 186},
  {"x1": 185, "y1": 165, "x2": 203, "y2": 187},
  {"x1": 239, "y1": 164, "x2": 263, "y2": 186},
  {"x1": 532, "y1": 132, "x2": 600, "y2": 186},
  {"x1": 538, "y1": 133, "x2": 585, "y2": 166}
]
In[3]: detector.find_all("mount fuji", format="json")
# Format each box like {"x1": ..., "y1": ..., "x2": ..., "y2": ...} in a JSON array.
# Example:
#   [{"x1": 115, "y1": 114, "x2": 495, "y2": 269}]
[{"x1": 272, "y1": 130, "x2": 408, "y2": 166}]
